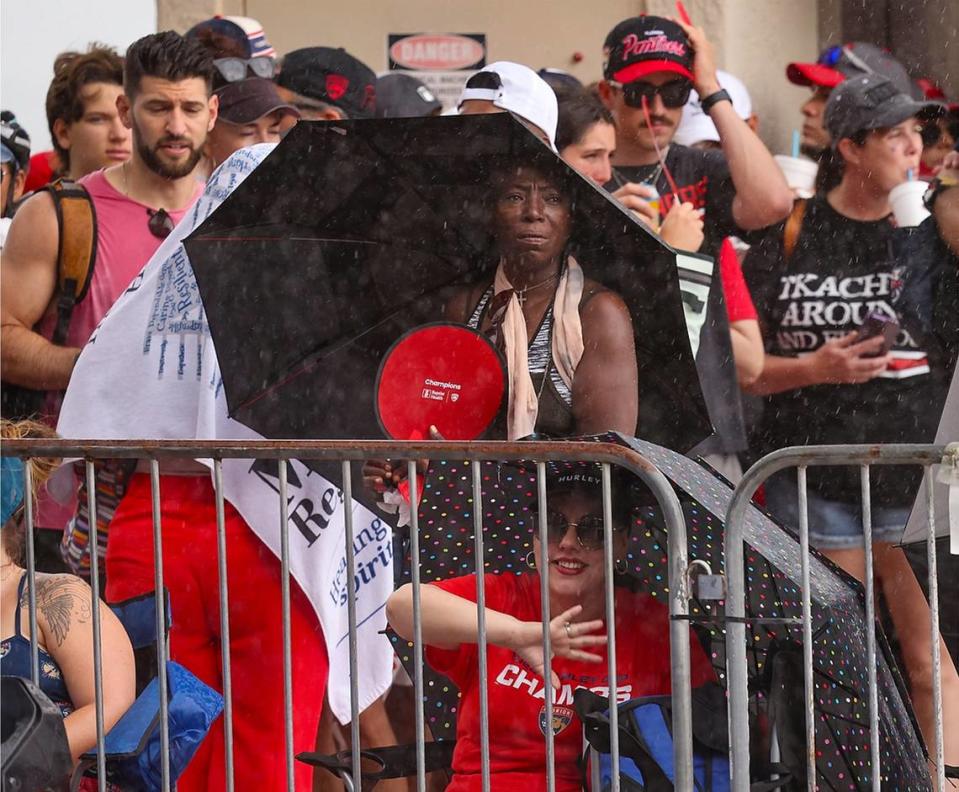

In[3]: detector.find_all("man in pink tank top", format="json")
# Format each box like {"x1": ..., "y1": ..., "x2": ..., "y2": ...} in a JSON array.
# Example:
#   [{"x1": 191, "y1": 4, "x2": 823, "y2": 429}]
[{"x1": 0, "y1": 32, "x2": 215, "y2": 561}]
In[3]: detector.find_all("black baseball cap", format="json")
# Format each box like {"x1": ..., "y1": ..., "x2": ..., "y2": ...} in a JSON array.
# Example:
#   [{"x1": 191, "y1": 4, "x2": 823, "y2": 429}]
[
  {"x1": 824, "y1": 73, "x2": 943, "y2": 143},
  {"x1": 214, "y1": 78, "x2": 299, "y2": 125},
  {"x1": 375, "y1": 73, "x2": 442, "y2": 118},
  {"x1": 0, "y1": 111, "x2": 30, "y2": 173},
  {"x1": 533, "y1": 460, "x2": 648, "y2": 528},
  {"x1": 276, "y1": 47, "x2": 376, "y2": 119},
  {"x1": 603, "y1": 16, "x2": 693, "y2": 84}
]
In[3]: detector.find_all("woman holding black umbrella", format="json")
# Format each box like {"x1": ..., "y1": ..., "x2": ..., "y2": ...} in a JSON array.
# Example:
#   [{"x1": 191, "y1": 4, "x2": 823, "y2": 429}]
[
  {"x1": 444, "y1": 159, "x2": 639, "y2": 439},
  {"x1": 364, "y1": 158, "x2": 638, "y2": 492}
]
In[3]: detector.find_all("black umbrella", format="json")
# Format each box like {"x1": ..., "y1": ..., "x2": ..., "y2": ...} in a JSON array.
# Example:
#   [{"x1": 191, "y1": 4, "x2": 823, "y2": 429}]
[
  {"x1": 392, "y1": 434, "x2": 931, "y2": 788},
  {"x1": 184, "y1": 113, "x2": 711, "y2": 453}
]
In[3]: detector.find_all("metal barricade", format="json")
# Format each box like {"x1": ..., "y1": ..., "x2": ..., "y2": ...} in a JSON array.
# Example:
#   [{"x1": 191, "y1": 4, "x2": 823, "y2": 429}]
[
  {"x1": 2, "y1": 438, "x2": 701, "y2": 792},
  {"x1": 724, "y1": 443, "x2": 952, "y2": 792}
]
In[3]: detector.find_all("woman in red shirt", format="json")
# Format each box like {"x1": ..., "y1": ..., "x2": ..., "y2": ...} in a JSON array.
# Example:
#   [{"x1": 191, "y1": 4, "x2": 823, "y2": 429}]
[{"x1": 386, "y1": 465, "x2": 714, "y2": 791}]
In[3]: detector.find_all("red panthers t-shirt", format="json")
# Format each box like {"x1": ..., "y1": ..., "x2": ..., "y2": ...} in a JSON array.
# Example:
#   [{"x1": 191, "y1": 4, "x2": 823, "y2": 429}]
[{"x1": 426, "y1": 573, "x2": 716, "y2": 791}]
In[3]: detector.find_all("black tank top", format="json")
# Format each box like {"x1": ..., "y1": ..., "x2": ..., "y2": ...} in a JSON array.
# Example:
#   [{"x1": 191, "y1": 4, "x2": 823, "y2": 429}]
[{"x1": 467, "y1": 287, "x2": 575, "y2": 438}]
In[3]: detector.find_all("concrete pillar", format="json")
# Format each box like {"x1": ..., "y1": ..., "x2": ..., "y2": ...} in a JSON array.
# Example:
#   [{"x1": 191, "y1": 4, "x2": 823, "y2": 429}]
[
  {"x1": 840, "y1": 0, "x2": 958, "y2": 98},
  {"x1": 156, "y1": 0, "x2": 244, "y2": 33}
]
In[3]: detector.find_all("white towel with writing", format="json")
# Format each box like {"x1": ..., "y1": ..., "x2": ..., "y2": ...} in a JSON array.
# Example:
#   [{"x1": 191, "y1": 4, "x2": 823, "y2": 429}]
[{"x1": 56, "y1": 144, "x2": 393, "y2": 722}]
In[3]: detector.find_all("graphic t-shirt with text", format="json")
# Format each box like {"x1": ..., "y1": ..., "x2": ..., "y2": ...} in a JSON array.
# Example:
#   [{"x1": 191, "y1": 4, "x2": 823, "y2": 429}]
[
  {"x1": 605, "y1": 144, "x2": 740, "y2": 259},
  {"x1": 426, "y1": 572, "x2": 715, "y2": 791},
  {"x1": 743, "y1": 196, "x2": 938, "y2": 506}
]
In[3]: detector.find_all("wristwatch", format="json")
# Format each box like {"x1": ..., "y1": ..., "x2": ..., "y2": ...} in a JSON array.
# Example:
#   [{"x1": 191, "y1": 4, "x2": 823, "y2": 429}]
[
  {"x1": 924, "y1": 173, "x2": 959, "y2": 211},
  {"x1": 700, "y1": 88, "x2": 731, "y2": 115}
]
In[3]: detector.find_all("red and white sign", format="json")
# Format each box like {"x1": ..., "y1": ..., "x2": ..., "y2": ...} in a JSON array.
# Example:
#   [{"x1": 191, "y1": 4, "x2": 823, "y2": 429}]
[{"x1": 389, "y1": 34, "x2": 485, "y2": 71}]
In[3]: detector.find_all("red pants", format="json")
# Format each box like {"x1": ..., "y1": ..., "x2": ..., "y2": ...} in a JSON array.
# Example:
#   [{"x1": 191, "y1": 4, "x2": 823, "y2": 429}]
[{"x1": 106, "y1": 474, "x2": 328, "y2": 791}]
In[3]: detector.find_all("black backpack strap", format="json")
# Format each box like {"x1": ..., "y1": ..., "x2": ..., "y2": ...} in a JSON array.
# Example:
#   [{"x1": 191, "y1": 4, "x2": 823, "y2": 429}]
[
  {"x1": 296, "y1": 740, "x2": 455, "y2": 784},
  {"x1": 43, "y1": 178, "x2": 97, "y2": 346}
]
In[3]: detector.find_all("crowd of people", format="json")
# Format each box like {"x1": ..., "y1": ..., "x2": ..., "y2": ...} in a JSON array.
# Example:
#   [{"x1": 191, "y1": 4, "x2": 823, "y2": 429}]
[{"x1": 1, "y1": 10, "x2": 958, "y2": 790}]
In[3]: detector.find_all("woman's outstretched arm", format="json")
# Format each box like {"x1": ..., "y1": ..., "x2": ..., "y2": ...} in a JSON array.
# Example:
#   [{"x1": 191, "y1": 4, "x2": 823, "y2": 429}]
[
  {"x1": 387, "y1": 582, "x2": 522, "y2": 650},
  {"x1": 386, "y1": 582, "x2": 605, "y2": 687}
]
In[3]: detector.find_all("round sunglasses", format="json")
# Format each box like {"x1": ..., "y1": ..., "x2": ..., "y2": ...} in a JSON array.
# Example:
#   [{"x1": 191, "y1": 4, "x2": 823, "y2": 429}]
[
  {"x1": 213, "y1": 56, "x2": 277, "y2": 83},
  {"x1": 530, "y1": 509, "x2": 612, "y2": 550},
  {"x1": 609, "y1": 79, "x2": 692, "y2": 109}
]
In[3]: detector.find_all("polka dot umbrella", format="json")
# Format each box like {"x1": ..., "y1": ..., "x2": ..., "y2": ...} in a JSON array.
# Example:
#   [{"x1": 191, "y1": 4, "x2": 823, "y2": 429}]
[{"x1": 390, "y1": 433, "x2": 931, "y2": 789}]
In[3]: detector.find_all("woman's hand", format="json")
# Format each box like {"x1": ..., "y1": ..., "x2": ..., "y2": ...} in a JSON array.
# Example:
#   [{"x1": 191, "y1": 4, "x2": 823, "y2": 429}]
[
  {"x1": 361, "y1": 426, "x2": 443, "y2": 494},
  {"x1": 504, "y1": 605, "x2": 606, "y2": 689},
  {"x1": 809, "y1": 332, "x2": 890, "y2": 385},
  {"x1": 658, "y1": 201, "x2": 705, "y2": 251},
  {"x1": 611, "y1": 182, "x2": 661, "y2": 228}
]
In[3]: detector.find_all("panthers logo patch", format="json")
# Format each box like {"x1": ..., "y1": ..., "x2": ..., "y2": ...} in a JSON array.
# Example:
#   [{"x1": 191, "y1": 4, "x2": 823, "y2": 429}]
[{"x1": 538, "y1": 704, "x2": 574, "y2": 736}]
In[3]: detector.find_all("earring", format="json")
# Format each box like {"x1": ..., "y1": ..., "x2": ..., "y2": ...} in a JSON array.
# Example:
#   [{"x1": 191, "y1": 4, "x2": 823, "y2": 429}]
[
  {"x1": 614, "y1": 558, "x2": 628, "y2": 575},
  {"x1": 525, "y1": 551, "x2": 536, "y2": 570}
]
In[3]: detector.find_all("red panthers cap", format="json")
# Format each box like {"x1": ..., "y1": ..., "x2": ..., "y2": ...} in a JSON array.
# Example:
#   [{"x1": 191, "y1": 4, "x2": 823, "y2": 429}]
[{"x1": 603, "y1": 16, "x2": 694, "y2": 84}]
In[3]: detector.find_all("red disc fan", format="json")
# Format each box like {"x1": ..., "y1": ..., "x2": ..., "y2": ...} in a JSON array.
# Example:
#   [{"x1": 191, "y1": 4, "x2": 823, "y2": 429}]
[{"x1": 375, "y1": 322, "x2": 506, "y2": 440}]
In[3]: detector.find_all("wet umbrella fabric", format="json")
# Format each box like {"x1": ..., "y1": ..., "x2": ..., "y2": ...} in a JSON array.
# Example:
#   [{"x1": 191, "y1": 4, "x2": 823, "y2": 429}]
[
  {"x1": 395, "y1": 434, "x2": 931, "y2": 788},
  {"x1": 184, "y1": 113, "x2": 711, "y2": 455}
]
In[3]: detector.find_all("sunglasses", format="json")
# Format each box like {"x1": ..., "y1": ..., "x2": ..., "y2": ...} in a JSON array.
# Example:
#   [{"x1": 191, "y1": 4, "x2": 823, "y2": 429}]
[
  {"x1": 147, "y1": 208, "x2": 174, "y2": 239},
  {"x1": 609, "y1": 79, "x2": 692, "y2": 109},
  {"x1": 531, "y1": 509, "x2": 612, "y2": 550},
  {"x1": 213, "y1": 56, "x2": 277, "y2": 83},
  {"x1": 818, "y1": 44, "x2": 874, "y2": 76}
]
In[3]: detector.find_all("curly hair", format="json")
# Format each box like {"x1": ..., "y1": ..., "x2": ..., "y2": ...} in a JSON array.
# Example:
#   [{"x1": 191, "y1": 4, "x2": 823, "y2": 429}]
[
  {"x1": 1, "y1": 419, "x2": 61, "y2": 565},
  {"x1": 45, "y1": 44, "x2": 124, "y2": 172}
]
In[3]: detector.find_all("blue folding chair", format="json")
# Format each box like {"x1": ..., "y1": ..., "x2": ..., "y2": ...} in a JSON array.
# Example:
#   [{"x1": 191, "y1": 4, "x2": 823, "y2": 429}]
[{"x1": 70, "y1": 590, "x2": 223, "y2": 791}]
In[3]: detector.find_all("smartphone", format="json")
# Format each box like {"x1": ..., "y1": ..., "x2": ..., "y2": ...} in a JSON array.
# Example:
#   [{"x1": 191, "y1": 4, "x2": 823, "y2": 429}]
[{"x1": 857, "y1": 312, "x2": 900, "y2": 356}]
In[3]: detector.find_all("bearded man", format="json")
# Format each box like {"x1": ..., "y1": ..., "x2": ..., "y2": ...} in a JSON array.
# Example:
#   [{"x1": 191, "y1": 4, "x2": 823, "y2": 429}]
[{"x1": 0, "y1": 31, "x2": 216, "y2": 569}]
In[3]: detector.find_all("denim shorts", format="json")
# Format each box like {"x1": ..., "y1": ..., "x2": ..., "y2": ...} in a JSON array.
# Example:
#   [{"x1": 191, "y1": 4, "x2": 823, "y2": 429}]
[{"x1": 763, "y1": 472, "x2": 909, "y2": 550}]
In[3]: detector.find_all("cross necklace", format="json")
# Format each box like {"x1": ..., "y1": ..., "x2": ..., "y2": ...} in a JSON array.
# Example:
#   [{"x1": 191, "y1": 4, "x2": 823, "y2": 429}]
[{"x1": 514, "y1": 270, "x2": 560, "y2": 306}]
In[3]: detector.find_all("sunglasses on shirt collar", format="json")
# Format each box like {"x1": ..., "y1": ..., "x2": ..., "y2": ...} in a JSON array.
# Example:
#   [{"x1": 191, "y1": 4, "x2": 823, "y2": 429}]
[
  {"x1": 147, "y1": 208, "x2": 174, "y2": 239},
  {"x1": 213, "y1": 56, "x2": 277, "y2": 83},
  {"x1": 608, "y1": 79, "x2": 693, "y2": 109}
]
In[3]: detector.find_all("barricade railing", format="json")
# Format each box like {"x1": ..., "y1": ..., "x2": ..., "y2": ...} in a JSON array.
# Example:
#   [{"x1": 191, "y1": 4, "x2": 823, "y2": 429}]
[
  {"x1": 724, "y1": 443, "x2": 952, "y2": 792},
  {"x1": 2, "y1": 438, "x2": 699, "y2": 792}
]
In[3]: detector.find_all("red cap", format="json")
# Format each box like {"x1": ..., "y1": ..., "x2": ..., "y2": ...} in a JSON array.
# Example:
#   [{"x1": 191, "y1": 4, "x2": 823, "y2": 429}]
[
  {"x1": 613, "y1": 59, "x2": 694, "y2": 84},
  {"x1": 785, "y1": 62, "x2": 844, "y2": 89},
  {"x1": 23, "y1": 150, "x2": 59, "y2": 193}
]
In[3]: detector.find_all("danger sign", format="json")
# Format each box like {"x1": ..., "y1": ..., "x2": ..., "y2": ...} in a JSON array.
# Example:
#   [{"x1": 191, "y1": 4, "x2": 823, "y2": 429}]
[{"x1": 388, "y1": 33, "x2": 486, "y2": 72}]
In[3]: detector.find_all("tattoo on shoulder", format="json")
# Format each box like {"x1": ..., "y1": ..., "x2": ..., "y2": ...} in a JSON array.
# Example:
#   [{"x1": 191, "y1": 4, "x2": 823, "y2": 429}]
[{"x1": 20, "y1": 575, "x2": 92, "y2": 648}]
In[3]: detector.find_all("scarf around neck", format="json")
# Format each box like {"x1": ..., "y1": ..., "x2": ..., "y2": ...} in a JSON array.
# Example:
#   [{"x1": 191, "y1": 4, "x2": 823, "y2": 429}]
[{"x1": 492, "y1": 256, "x2": 585, "y2": 439}]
